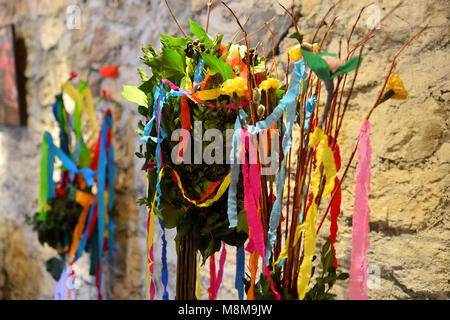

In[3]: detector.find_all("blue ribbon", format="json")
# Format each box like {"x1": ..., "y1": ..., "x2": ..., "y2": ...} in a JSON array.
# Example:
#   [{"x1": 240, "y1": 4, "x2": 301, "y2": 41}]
[
  {"x1": 226, "y1": 115, "x2": 244, "y2": 228},
  {"x1": 235, "y1": 246, "x2": 245, "y2": 300},
  {"x1": 96, "y1": 112, "x2": 113, "y2": 290},
  {"x1": 304, "y1": 95, "x2": 317, "y2": 142},
  {"x1": 193, "y1": 58, "x2": 205, "y2": 91},
  {"x1": 44, "y1": 132, "x2": 96, "y2": 189},
  {"x1": 158, "y1": 219, "x2": 169, "y2": 300},
  {"x1": 107, "y1": 135, "x2": 116, "y2": 281},
  {"x1": 140, "y1": 83, "x2": 170, "y2": 299},
  {"x1": 226, "y1": 61, "x2": 308, "y2": 246},
  {"x1": 265, "y1": 60, "x2": 307, "y2": 265}
]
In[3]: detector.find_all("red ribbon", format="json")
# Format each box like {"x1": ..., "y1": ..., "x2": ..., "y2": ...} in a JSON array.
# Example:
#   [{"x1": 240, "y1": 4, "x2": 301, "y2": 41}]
[{"x1": 329, "y1": 139, "x2": 341, "y2": 268}]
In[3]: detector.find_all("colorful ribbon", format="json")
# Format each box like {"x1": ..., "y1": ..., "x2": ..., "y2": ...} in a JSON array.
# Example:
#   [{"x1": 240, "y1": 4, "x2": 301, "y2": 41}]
[
  {"x1": 235, "y1": 246, "x2": 245, "y2": 300},
  {"x1": 349, "y1": 120, "x2": 372, "y2": 300},
  {"x1": 296, "y1": 127, "x2": 337, "y2": 299},
  {"x1": 265, "y1": 59, "x2": 307, "y2": 265},
  {"x1": 168, "y1": 166, "x2": 230, "y2": 208},
  {"x1": 241, "y1": 129, "x2": 280, "y2": 300},
  {"x1": 38, "y1": 132, "x2": 96, "y2": 221},
  {"x1": 158, "y1": 219, "x2": 169, "y2": 300},
  {"x1": 95, "y1": 111, "x2": 114, "y2": 292},
  {"x1": 329, "y1": 138, "x2": 341, "y2": 268},
  {"x1": 209, "y1": 242, "x2": 227, "y2": 300}
]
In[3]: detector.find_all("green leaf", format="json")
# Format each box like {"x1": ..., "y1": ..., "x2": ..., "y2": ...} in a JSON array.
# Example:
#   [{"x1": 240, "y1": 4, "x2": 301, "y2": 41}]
[
  {"x1": 159, "y1": 199, "x2": 186, "y2": 229},
  {"x1": 201, "y1": 52, "x2": 233, "y2": 80},
  {"x1": 331, "y1": 56, "x2": 363, "y2": 79},
  {"x1": 160, "y1": 33, "x2": 188, "y2": 48},
  {"x1": 121, "y1": 85, "x2": 148, "y2": 108},
  {"x1": 301, "y1": 49, "x2": 331, "y2": 80},
  {"x1": 289, "y1": 32, "x2": 304, "y2": 44},
  {"x1": 138, "y1": 75, "x2": 158, "y2": 95},
  {"x1": 237, "y1": 208, "x2": 249, "y2": 234},
  {"x1": 338, "y1": 272, "x2": 349, "y2": 280},
  {"x1": 321, "y1": 238, "x2": 331, "y2": 256},
  {"x1": 323, "y1": 274, "x2": 338, "y2": 284},
  {"x1": 318, "y1": 52, "x2": 338, "y2": 59},
  {"x1": 189, "y1": 19, "x2": 213, "y2": 45},
  {"x1": 323, "y1": 250, "x2": 335, "y2": 272},
  {"x1": 137, "y1": 67, "x2": 149, "y2": 82},
  {"x1": 160, "y1": 47, "x2": 186, "y2": 82},
  {"x1": 138, "y1": 105, "x2": 148, "y2": 117}
]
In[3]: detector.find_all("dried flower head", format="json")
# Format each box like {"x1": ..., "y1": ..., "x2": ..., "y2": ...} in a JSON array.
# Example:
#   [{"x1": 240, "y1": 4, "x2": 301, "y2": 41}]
[
  {"x1": 289, "y1": 45, "x2": 302, "y2": 61},
  {"x1": 221, "y1": 77, "x2": 247, "y2": 97},
  {"x1": 385, "y1": 74, "x2": 408, "y2": 100},
  {"x1": 259, "y1": 77, "x2": 280, "y2": 91}
]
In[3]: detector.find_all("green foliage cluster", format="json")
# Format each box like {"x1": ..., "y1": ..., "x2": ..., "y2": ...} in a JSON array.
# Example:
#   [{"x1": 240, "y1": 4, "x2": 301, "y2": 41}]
[
  {"x1": 26, "y1": 194, "x2": 80, "y2": 280},
  {"x1": 304, "y1": 238, "x2": 349, "y2": 300},
  {"x1": 126, "y1": 20, "x2": 256, "y2": 263}
]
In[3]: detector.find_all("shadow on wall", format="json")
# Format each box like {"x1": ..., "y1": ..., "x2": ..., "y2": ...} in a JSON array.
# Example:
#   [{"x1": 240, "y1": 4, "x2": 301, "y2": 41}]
[
  {"x1": 14, "y1": 34, "x2": 28, "y2": 126},
  {"x1": 0, "y1": 218, "x2": 42, "y2": 299}
]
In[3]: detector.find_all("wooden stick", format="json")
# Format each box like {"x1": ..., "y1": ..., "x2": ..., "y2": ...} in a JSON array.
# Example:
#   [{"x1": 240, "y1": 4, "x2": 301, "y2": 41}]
[
  {"x1": 265, "y1": 22, "x2": 278, "y2": 79},
  {"x1": 278, "y1": 1, "x2": 300, "y2": 34},
  {"x1": 164, "y1": 0, "x2": 187, "y2": 37},
  {"x1": 205, "y1": 0, "x2": 215, "y2": 33},
  {"x1": 316, "y1": 26, "x2": 427, "y2": 234},
  {"x1": 236, "y1": 16, "x2": 277, "y2": 44},
  {"x1": 312, "y1": 0, "x2": 344, "y2": 43}
]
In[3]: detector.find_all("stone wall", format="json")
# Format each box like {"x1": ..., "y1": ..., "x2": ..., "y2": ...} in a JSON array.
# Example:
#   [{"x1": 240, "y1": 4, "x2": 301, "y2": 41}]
[{"x1": 0, "y1": 0, "x2": 447, "y2": 300}]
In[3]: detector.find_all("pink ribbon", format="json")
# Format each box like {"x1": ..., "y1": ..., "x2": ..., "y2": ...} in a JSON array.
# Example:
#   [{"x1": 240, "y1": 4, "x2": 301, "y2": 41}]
[
  {"x1": 349, "y1": 120, "x2": 372, "y2": 300},
  {"x1": 211, "y1": 242, "x2": 227, "y2": 299},
  {"x1": 241, "y1": 129, "x2": 280, "y2": 300}
]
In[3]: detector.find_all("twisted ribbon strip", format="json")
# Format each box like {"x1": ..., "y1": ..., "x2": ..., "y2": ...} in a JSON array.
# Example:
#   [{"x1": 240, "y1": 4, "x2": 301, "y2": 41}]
[{"x1": 349, "y1": 120, "x2": 372, "y2": 300}]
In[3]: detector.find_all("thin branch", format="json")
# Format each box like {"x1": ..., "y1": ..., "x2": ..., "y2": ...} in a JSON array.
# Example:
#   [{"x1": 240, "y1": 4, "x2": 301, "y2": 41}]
[
  {"x1": 278, "y1": 1, "x2": 300, "y2": 34},
  {"x1": 317, "y1": 26, "x2": 427, "y2": 234},
  {"x1": 347, "y1": 1, "x2": 404, "y2": 58},
  {"x1": 221, "y1": 1, "x2": 254, "y2": 114},
  {"x1": 318, "y1": 16, "x2": 338, "y2": 51},
  {"x1": 230, "y1": 15, "x2": 251, "y2": 44},
  {"x1": 265, "y1": 22, "x2": 278, "y2": 79},
  {"x1": 347, "y1": 4, "x2": 372, "y2": 55},
  {"x1": 205, "y1": 0, "x2": 215, "y2": 33},
  {"x1": 164, "y1": 0, "x2": 187, "y2": 37},
  {"x1": 236, "y1": 16, "x2": 277, "y2": 44},
  {"x1": 365, "y1": 25, "x2": 427, "y2": 119},
  {"x1": 312, "y1": 0, "x2": 343, "y2": 43}
]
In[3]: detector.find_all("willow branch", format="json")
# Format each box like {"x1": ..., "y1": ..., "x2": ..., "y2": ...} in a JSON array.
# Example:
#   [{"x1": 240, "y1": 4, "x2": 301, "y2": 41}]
[{"x1": 164, "y1": 0, "x2": 187, "y2": 37}]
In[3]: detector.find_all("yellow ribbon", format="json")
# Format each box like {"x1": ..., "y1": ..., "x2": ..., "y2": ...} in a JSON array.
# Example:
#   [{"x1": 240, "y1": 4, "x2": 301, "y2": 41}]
[
  {"x1": 185, "y1": 57, "x2": 193, "y2": 92},
  {"x1": 272, "y1": 127, "x2": 336, "y2": 299},
  {"x1": 145, "y1": 168, "x2": 162, "y2": 300},
  {"x1": 168, "y1": 166, "x2": 230, "y2": 207},
  {"x1": 62, "y1": 82, "x2": 97, "y2": 135},
  {"x1": 144, "y1": 164, "x2": 230, "y2": 299},
  {"x1": 296, "y1": 127, "x2": 336, "y2": 299},
  {"x1": 193, "y1": 88, "x2": 222, "y2": 101},
  {"x1": 197, "y1": 254, "x2": 202, "y2": 300}
]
